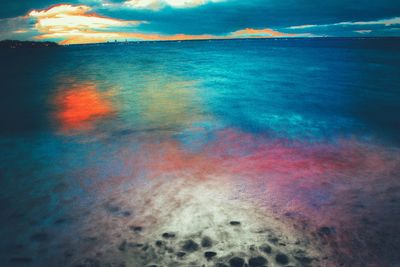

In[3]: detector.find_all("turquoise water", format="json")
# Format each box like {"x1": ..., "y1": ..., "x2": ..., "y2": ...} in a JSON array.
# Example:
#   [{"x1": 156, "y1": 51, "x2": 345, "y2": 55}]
[{"x1": 0, "y1": 38, "x2": 400, "y2": 267}]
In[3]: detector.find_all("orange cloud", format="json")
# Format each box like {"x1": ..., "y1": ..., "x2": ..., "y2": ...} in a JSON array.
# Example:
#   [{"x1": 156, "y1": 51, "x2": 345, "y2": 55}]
[
  {"x1": 29, "y1": 4, "x2": 142, "y2": 41},
  {"x1": 29, "y1": 4, "x2": 219, "y2": 44},
  {"x1": 231, "y1": 28, "x2": 296, "y2": 38},
  {"x1": 28, "y1": 4, "x2": 297, "y2": 44},
  {"x1": 13, "y1": 29, "x2": 28, "y2": 34}
]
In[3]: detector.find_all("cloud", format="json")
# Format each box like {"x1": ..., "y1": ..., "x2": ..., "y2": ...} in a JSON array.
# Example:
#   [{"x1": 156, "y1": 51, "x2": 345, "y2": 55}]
[
  {"x1": 28, "y1": 4, "x2": 223, "y2": 44},
  {"x1": 122, "y1": 0, "x2": 223, "y2": 10},
  {"x1": 28, "y1": 4, "x2": 143, "y2": 41},
  {"x1": 289, "y1": 17, "x2": 400, "y2": 29},
  {"x1": 354, "y1": 30, "x2": 372, "y2": 34},
  {"x1": 0, "y1": 16, "x2": 34, "y2": 40},
  {"x1": 25, "y1": 4, "x2": 302, "y2": 44},
  {"x1": 231, "y1": 28, "x2": 296, "y2": 38},
  {"x1": 13, "y1": 29, "x2": 28, "y2": 34}
]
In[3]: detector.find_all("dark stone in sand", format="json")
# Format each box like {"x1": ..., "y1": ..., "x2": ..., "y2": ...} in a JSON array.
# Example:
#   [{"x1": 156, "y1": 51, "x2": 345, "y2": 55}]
[
  {"x1": 162, "y1": 232, "x2": 176, "y2": 239},
  {"x1": 182, "y1": 240, "x2": 199, "y2": 252},
  {"x1": 318, "y1": 226, "x2": 336, "y2": 236},
  {"x1": 31, "y1": 232, "x2": 51, "y2": 242},
  {"x1": 229, "y1": 257, "x2": 245, "y2": 267},
  {"x1": 294, "y1": 256, "x2": 313, "y2": 264},
  {"x1": 118, "y1": 240, "x2": 127, "y2": 251},
  {"x1": 230, "y1": 221, "x2": 241, "y2": 226},
  {"x1": 204, "y1": 251, "x2": 217, "y2": 260},
  {"x1": 249, "y1": 256, "x2": 268, "y2": 267},
  {"x1": 130, "y1": 226, "x2": 143, "y2": 232},
  {"x1": 176, "y1": 251, "x2": 186, "y2": 258},
  {"x1": 268, "y1": 237, "x2": 279, "y2": 244},
  {"x1": 142, "y1": 244, "x2": 149, "y2": 251},
  {"x1": 10, "y1": 257, "x2": 32, "y2": 263},
  {"x1": 260, "y1": 244, "x2": 272, "y2": 254},
  {"x1": 74, "y1": 258, "x2": 100, "y2": 267},
  {"x1": 128, "y1": 242, "x2": 143, "y2": 248},
  {"x1": 155, "y1": 240, "x2": 163, "y2": 247},
  {"x1": 216, "y1": 264, "x2": 229, "y2": 267},
  {"x1": 201, "y1": 236, "x2": 213, "y2": 248},
  {"x1": 122, "y1": 211, "x2": 132, "y2": 217},
  {"x1": 148, "y1": 265, "x2": 157, "y2": 267},
  {"x1": 275, "y1": 253, "x2": 289, "y2": 265}
]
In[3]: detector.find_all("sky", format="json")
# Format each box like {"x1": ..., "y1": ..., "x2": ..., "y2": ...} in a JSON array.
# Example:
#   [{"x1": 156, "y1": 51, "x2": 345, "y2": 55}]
[{"x1": 0, "y1": 0, "x2": 399, "y2": 44}]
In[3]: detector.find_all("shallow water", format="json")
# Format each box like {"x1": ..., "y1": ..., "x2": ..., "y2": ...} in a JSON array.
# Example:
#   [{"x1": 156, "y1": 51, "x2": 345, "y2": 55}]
[{"x1": 0, "y1": 38, "x2": 400, "y2": 267}]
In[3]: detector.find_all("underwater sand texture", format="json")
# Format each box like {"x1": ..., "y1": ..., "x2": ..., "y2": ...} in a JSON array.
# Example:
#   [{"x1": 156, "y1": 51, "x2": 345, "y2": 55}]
[
  {"x1": 1, "y1": 39, "x2": 400, "y2": 267},
  {"x1": 4, "y1": 128, "x2": 397, "y2": 267}
]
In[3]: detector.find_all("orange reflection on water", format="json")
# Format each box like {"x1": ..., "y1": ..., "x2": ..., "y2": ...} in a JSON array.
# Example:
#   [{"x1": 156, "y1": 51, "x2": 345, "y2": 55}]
[{"x1": 54, "y1": 82, "x2": 114, "y2": 132}]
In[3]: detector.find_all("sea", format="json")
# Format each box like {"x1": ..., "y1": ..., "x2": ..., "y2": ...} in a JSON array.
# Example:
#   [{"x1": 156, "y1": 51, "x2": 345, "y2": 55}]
[{"x1": 0, "y1": 38, "x2": 399, "y2": 267}]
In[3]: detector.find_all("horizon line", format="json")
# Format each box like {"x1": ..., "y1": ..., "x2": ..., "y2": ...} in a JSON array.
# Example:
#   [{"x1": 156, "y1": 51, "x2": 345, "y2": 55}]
[{"x1": 2, "y1": 36, "x2": 400, "y2": 46}]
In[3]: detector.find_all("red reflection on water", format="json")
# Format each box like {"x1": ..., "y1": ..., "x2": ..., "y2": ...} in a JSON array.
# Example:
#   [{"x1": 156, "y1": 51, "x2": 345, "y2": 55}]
[{"x1": 54, "y1": 83, "x2": 114, "y2": 132}]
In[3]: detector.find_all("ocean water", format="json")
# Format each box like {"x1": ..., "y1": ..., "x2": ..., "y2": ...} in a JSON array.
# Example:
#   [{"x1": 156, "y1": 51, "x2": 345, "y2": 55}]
[{"x1": 0, "y1": 38, "x2": 399, "y2": 267}]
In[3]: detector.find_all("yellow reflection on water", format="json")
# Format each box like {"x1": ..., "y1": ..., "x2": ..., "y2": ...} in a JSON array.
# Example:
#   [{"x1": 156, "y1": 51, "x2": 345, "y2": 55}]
[{"x1": 136, "y1": 78, "x2": 203, "y2": 129}]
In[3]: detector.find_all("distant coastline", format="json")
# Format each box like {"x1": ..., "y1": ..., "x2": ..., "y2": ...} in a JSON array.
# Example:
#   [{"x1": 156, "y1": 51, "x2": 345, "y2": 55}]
[
  {"x1": 0, "y1": 40, "x2": 59, "y2": 49},
  {"x1": 63, "y1": 36, "x2": 400, "y2": 46},
  {"x1": 1, "y1": 37, "x2": 399, "y2": 48}
]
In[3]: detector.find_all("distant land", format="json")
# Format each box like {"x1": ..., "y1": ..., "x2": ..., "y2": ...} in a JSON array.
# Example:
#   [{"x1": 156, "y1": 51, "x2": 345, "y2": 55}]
[
  {"x1": 0, "y1": 40, "x2": 59, "y2": 48},
  {"x1": 1, "y1": 37, "x2": 399, "y2": 48}
]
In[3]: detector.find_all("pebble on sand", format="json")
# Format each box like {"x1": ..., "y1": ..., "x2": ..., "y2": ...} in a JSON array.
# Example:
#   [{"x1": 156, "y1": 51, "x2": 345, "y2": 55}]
[
  {"x1": 201, "y1": 236, "x2": 213, "y2": 248},
  {"x1": 259, "y1": 244, "x2": 272, "y2": 254},
  {"x1": 176, "y1": 251, "x2": 186, "y2": 258},
  {"x1": 248, "y1": 256, "x2": 268, "y2": 267},
  {"x1": 129, "y1": 226, "x2": 143, "y2": 232},
  {"x1": 204, "y1": 251, "x2": 217, "y2": 260},
  {"x1": 182, "y1": 240, "x2": 199, "y2": 252},
  {"x1": 275, "y1": 253, "x2": 289, "y2": 265},
  {"x1": 162, "y1": 232, "x2": 176, "y2": 239},
  {"x1": 118, "y1": 240, "x2": 127, "y2": 251},
  {"x1": 229, "y1": 257, "x2": 245, "y2": 267}
]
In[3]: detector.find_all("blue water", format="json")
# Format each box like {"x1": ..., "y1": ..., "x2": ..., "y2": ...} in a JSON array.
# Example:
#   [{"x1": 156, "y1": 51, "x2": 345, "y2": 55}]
[{"x1": 0, "y1": 38, "x2": 400, "y2": 267}]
